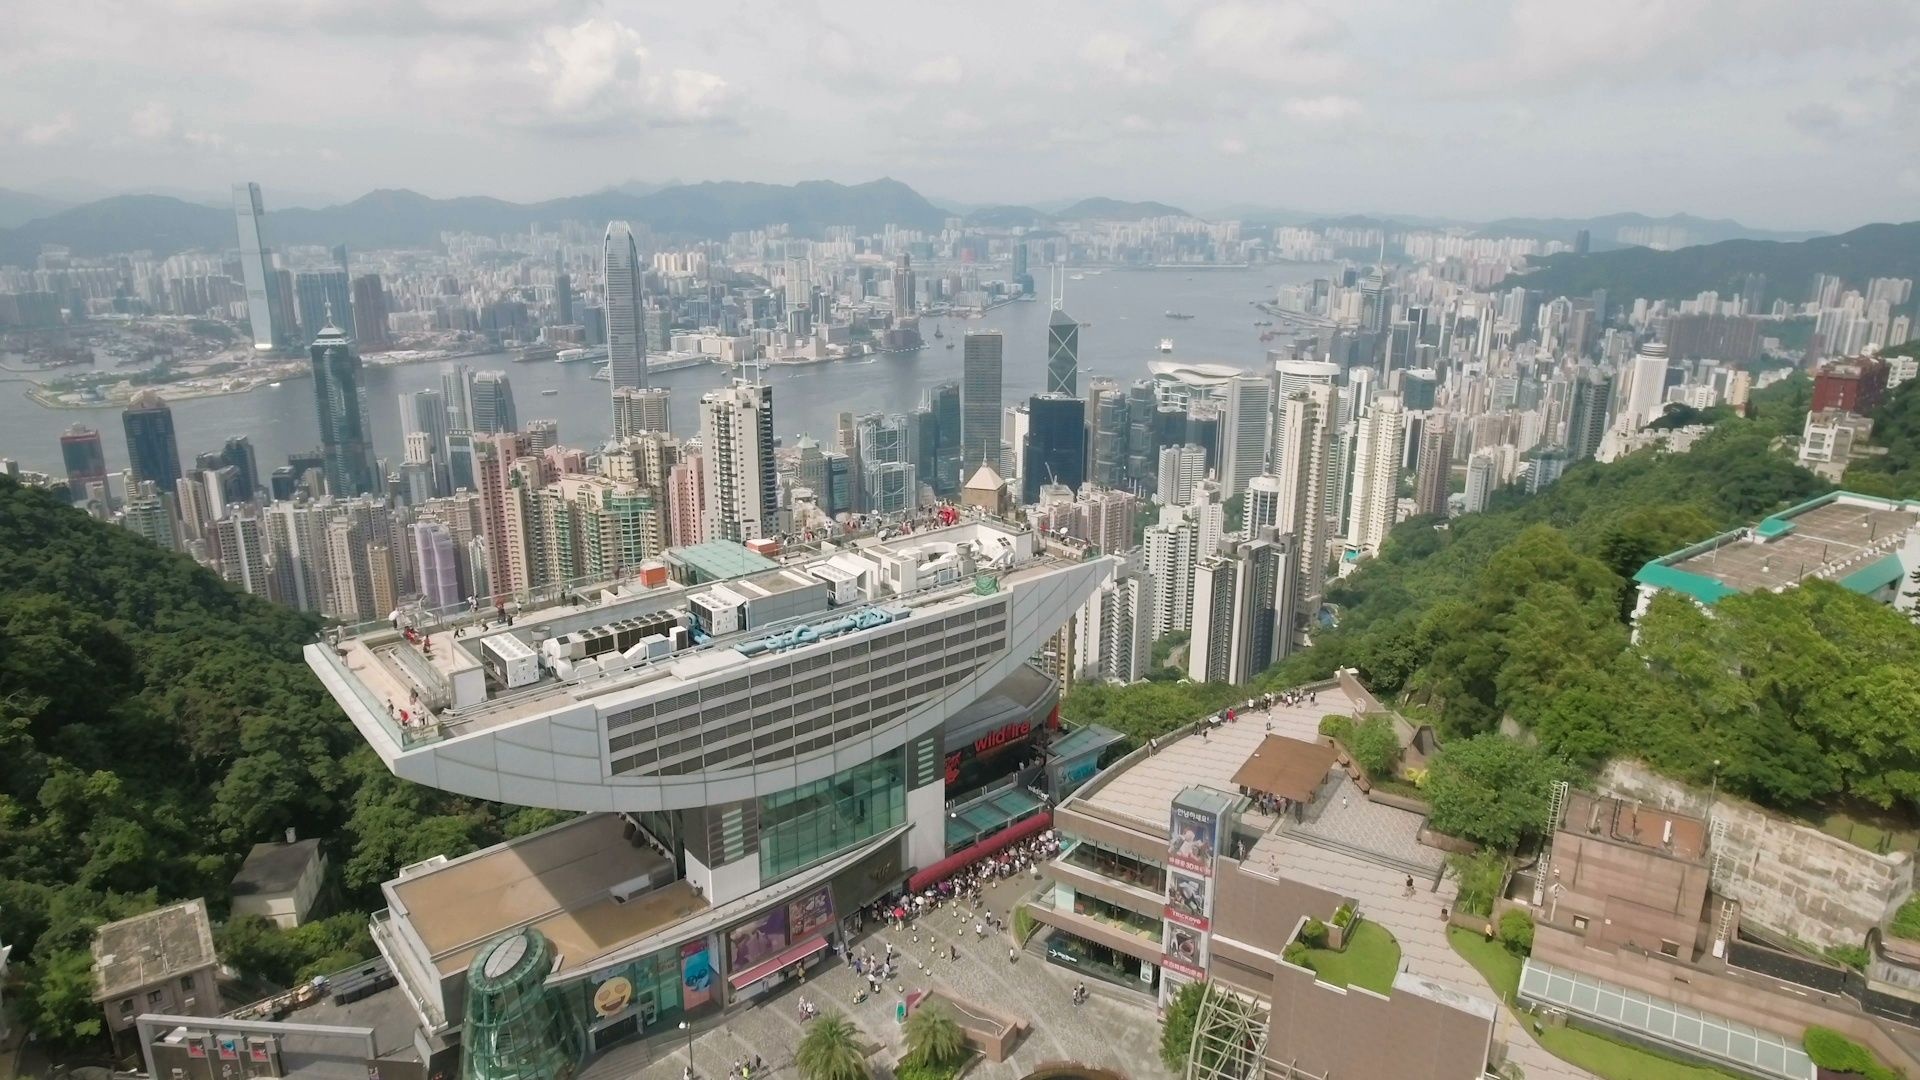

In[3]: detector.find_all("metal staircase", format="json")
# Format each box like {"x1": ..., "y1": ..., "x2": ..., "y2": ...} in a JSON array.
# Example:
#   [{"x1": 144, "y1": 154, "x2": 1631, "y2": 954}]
[{"x1": 1535, "y1": 781, "x2": 1569, "y2": 907}]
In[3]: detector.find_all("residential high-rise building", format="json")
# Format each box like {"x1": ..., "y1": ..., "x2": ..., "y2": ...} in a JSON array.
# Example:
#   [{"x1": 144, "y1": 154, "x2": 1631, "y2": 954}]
[
  {"x1": 554, "y1": 272, "x2": 574, "y2": 325},
  {"x1": 295, "y1": 270, "x2": 352, "y2": 343},
  {"x1": 122, "y1": 390, "x2": 182, "y2": 495},
  {"x1": 1022, "y1": 395, "x2": 1087, "y2": 504},
  {"x1": 400, "y1": 389, "x2": 449, "y2": 495},
  {"x1": 1463, "y1": 451, "x2": 1498, "y2": 514},
  {"x1": 604, "y1": 222, "x2": 647, "y2": 397},
  {"x1": 613, "y1": 386, "x2": 673, "y2": 438},
  {"x1": 310, "y1": 320, "x2": 379, "y2": 496},
  {"x1": 1412, "y1": 417, "x2": 1453, "y2": 519},
  {"x1": 699, "y1": 381, "x2": 776, "y2": 543},
  {"x1": 666, "y1": 451, "x2": 705, "y2": 546},
  {"x1": 1046, "y1": 307, "x2": 1079, "y2": 396},
  {"x1": 1144, "y1": 503, "x2": 1199, "y2": 642},
  {"x1": 470, "y1": 371, "x2": 518, "y2": 435},
  {"x1": 1566, "y1": 368, "x2": 1612, "y2": 462},
  {"x1": 351, "y1": 274, "x2": 392, "y2": 351},
  {"x1": 1344, "y1": 393, "x2": 1405, "y2": 558},
  {"x1": 1075, "y1": 565, "x2": 1155, "y2": 683},
  {"x1": 59, "y1": 425, "x2": 107, "y2": 502},
  {"x1": 413, "y1": 521, "x2": 461, "y2": 610},
  {"x1": 212, "y1": 508, "x2": 271, "y2": 598},
  {"x1": 1156, "y1": 443, "x2": 1207, "y2": 506},
  {"x1": 232, "y1": 182, "x2": 287, "y2": 351},
  {"x1": 1245, "y1": 473, "x2": 1282, "y2": 533},
  {"x1": 961, "y1": 331, "x2": 1004, "y2": 475},
  {"x1": 1088, "y1": 378, "x2": 1128, "y2": 490},
  {"x1": 1217, "y1": 374, "x2": 1272, "y2": 498},
  {"x1": 120, "y1": 481, "x2": 177, "y2": 551},
  {"x1": 1188, "y1": 529, "x2": 1295, "y2": 685}
]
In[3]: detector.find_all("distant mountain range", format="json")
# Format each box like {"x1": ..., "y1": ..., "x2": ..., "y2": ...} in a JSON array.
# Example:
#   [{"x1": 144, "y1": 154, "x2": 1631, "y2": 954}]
[
  {"x1": 0, "y1": 179, "x2": 950, "y2": 264},
  {"x1": 1477, "y1": 212, "x2": 1823, "y2": 248},
  {"x1": 0, "y1": 176, "x2": 1867, "y2": 270},
  {"x1": 1513, "y1": 220, "x2": 1920, "y2": 301},
  {"x1": 0, "y1": 189, "x2": 71, "y2": 229}
]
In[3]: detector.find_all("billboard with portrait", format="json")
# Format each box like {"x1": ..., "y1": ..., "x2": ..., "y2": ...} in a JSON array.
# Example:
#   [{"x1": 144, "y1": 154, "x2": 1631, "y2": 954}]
[
  {"x1": 1164, "y1": 870, "x2": 1211, "y2": 931},
  {"x1": 726, "y1": 906, "x2": 790, "y2": 971},
  {"x1": 1167, "y1": 803, "x2": 1220, "y2": 877},
  {"x1": 681, "y1": 938, "x2": 715, "y2": 1011},
  {"x1": 786, "y1": 885, "x2": 835, "y2": 942}
]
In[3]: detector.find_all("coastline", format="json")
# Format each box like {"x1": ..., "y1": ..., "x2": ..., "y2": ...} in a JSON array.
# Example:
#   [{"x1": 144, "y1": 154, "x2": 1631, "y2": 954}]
[{"x1": 15, "y1": 346, "x2": 502, "y2": 410}]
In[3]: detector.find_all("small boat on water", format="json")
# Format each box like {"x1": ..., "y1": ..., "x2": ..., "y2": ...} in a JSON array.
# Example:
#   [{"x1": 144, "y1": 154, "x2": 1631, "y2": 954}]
[
  {"x1": 267, "y1": 381, "x2": 281, "y2": 387},
  {"x1": 933, "y1": 326, "x2": 944, "y2": 339},
  {"x1": 945, "y1": 342, "x2": 955, "y2": 349},
  {"x1": 1164, "y1": 310, "x2": 1195, "y2": 319},
  {"x1": 541, "y1": 388, "x2": 560, "y2": 396},
  {"x1": 1159, "y1": 338, "x2": 1174, "y2": 353}
]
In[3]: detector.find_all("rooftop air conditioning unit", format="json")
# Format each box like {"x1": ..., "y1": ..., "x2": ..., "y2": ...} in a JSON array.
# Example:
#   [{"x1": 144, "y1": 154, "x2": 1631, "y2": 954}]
[{"x1": 609, "y1": 871, "x2": 659, "y2": 904}]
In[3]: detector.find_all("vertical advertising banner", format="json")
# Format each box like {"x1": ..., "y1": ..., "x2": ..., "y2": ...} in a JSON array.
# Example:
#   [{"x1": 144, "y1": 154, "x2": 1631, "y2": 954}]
[
  {"x1": 1162, "y1": 789, "x2": 1224, "y2": 982},
  {"x1": 681, "y1": 939, "x2": 715, "y2": 1011}
]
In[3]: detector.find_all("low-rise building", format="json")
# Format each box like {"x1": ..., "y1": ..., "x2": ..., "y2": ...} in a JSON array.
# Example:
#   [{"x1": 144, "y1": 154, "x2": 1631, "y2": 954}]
[
  {"x1": 230, "y1": 837, "x2": 329, "y2": 929},
  {"x1": 92, "y1": 899, "x2": 222, "y2": 1048}
]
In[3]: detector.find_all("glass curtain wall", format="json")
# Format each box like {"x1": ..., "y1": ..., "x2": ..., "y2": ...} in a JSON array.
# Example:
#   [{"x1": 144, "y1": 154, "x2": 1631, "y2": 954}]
[{"x1": 759, "y1": 748, "x2": 905, "y2": 881}]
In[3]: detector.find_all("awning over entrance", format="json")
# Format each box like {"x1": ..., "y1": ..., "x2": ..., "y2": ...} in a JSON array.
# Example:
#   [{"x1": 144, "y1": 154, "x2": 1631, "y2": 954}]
[
  {"x1": 946, "y1": 785, "x2": 1046, "y2": 853},
  {"x1": 909, "y1": 810, "x2": 1051, "y2": 893},
  {"x1": 727, "y1": 935, "x2": 830, "y2": 990}
]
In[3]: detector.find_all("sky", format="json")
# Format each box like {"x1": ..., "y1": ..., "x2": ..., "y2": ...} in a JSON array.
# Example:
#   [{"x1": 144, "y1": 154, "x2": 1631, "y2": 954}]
[{"x1": 3, "y1": 0, "x2": 1919, "y2": 230}]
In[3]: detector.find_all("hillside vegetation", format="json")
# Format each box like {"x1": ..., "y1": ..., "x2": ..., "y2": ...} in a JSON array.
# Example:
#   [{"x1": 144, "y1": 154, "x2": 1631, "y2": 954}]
[
  {"x1": 1514, "y1": 220, "x2": 1920, "y2": 302},
  {"x1": 0, "y1": 478, "x2": 552, "y2": 1044}
]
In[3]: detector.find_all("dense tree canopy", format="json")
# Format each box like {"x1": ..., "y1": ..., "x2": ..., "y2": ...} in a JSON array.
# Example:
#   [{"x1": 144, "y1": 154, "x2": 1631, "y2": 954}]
[{"x1": 0, "y1": 478, "x2": 534, "y2": 1047}]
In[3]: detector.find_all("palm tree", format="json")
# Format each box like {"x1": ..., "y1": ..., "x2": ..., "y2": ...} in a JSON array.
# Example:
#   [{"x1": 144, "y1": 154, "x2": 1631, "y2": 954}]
[
  {"x1": 902, "y1": 1003, "x2": 967, "y2": 1070},
  {"x1": 797, "y1": 1012, "x2": 869, "y2": 1080}
]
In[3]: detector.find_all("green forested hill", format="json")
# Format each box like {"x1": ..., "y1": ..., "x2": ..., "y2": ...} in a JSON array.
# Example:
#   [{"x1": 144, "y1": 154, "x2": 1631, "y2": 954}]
[{"x1": 0, "y1": 478, "x2": 555, "y2": 1044}]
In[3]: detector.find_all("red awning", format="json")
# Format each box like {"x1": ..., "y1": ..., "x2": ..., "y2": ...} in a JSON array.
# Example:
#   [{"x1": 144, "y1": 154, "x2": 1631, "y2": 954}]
[
  {"x1": 728, "y1": 935, "x2": 830, "y2": 990},
  {"x1": 907, "y1": 810, "x2": 1052, "y2": 893}
]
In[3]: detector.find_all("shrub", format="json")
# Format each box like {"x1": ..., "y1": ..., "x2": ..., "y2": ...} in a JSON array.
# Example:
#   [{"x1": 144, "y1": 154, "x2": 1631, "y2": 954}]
[
  {"x1": 1282, "y1": 941, "x2": 1309, "y2": 968},
  {"x1": 1347, "y1": 714, "x2": 1403, "y2": 778},
  {"x1": 1825, "y1": 943, "x2": 1870, "y2": 971},
  {"x1": 1497, "y1": 910, "x2": 1534, "y2": 955},
  {"x1": 1159, "y1": 981, "x2": 1206, "y2": 1071},
  {"x1": 1299, "y1": 918, "x2": 1329, "y2": 948},
  {"x1": 1332, "y1": 904, "x2": 1355, "y2": 928},
  {"x1": 1891, "y1": 897, "x2": 1920, "y2": 941},
  {"x1": 1449, "y1": 850, "x2": 1507, "y2": 918},
  {"x1": 1319, "y1": 714, "x2": 1354, "y2": 741},
  {"x1": 1013, "y1": 906, "x2": 1036, "y2": 945},
  {"x1": 1801, "y1": 1025, "x2": 1900, "y2": 1079}
]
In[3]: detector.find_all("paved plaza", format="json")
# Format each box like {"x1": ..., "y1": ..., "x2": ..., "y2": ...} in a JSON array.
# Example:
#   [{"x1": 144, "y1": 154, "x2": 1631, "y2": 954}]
[{"x1": 585, "y1": 871, "x2": 1174, "y2": 1080}]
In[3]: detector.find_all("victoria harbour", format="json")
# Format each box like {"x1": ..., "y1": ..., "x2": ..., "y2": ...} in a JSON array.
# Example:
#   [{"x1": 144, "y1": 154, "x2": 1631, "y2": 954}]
[{"x1": 0, "y1": 265, "x2": 1324, "y2": 474}]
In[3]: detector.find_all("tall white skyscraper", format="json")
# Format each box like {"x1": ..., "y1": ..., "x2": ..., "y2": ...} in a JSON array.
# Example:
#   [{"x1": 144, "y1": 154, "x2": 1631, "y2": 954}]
[
  {"x1": 1144, "y1": 504, "x2": 1199, "y2": 642},
  {"x1": 613, "y1": 386, "x2": 673, "y2": 438},
  {"x1": 1156, "y1": 444, "x2": 1207, "y2": 506},
  {"x1": 232, "y1": 182, "x2": 286, "y2": 351},
  {"x1": 1620, "y1": 341, "x2": 1672, "y2": 434},
  {"x1": 1218, "y1": 374, "x2": 1273, "y2": 498},
  {"x1": 1245, "y1": 473, "x2": 1283, "y2": 534},
  {"x1": 1074, "y1": 567, "x2": 1154, "y2": 684},
  {"x1": 699, "y1": 380, "x2": 776, "y2": 543},
  {"x1": 1187, "y1": 530, "x2": 1294, "y2": 685},
  {"x1": 412, "y1": 521, "x2": 461, "y2": 610},
  {"x1": 1463, "y1": 452, "x2": 1498, "y2": 514},
  {"x1": 1276, "y1": 384, "x2": 1335, "y2": 637},
  {"x1": 1344, "y1": 393, "x2": 1405, "y2": 558},
  {"x1": 604, "y1": 221, "x2": 647, "y2": 396}
]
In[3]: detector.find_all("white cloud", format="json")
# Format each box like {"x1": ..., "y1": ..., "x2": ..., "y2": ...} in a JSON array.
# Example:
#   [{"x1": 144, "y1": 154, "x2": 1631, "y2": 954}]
[
  {"x1": 520, "y1": 18, "x2": 736, "y2": 131},
  {"x1": 1081, "y1": 32, "x2": 1168, "y2": 84},
  {"x1": 940, "y1": 109, "x2": 987, "y2": 134},
  {"x1": 1218, "y1": 136, "x2": 1248, "y2": 155},
  {"x1": 1189, "y1": 1, "x2": 1347, "y2": 83},
  {"x1": 130, "y1": 102, "x2": 176, "y2": 140},
  {"x1": 18, "y1": 113, "x2": 75, "y2": 145},
  {"x1": 1283, "y1": 95, "x2": 1362, "y2": 123},
  {"x1": 909, "y1": 56, "x2": 964, "y2": 86}
]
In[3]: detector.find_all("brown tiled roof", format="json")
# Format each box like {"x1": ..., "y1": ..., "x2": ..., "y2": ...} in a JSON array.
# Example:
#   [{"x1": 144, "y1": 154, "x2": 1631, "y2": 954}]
[{"x1": 1229, "y1": 735, "x2": 1339, "y2": 802}]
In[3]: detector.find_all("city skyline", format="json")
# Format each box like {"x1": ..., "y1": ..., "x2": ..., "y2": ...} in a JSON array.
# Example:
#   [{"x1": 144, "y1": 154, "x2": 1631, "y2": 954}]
[{"x1": 4, "y1": 1, "x2": 1918, "y2": 231}]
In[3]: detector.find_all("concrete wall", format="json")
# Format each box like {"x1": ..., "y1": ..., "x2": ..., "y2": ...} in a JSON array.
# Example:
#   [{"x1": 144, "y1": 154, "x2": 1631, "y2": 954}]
[{"x1": 1599, "y1": 761, "x2": 1911, "y2": 948}]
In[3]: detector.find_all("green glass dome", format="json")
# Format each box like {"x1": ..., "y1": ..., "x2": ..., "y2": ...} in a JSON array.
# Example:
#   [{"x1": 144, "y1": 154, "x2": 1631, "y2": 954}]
[{"x1": 460, "y1": 929, "x2": 586, "y2": 1080}]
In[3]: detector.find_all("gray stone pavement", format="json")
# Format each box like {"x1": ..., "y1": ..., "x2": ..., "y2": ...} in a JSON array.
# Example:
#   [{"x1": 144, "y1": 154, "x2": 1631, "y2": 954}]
[
  {"x1": 1273, "y1": 772, "x2": 1445, "y2": 872},
  {"x1": 585, "y1": 881, "x2": 1174, "y2": 1080}
]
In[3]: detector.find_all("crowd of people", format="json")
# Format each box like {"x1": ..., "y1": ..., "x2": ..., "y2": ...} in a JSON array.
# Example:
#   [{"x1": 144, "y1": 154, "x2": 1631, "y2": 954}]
[{"x1": 862, "y1": 828, "x2": 1063, "y2": 932}]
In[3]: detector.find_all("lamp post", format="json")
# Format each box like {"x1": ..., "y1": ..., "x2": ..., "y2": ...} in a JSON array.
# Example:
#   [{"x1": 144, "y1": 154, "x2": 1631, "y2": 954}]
[{"x1": 679, "y1": 1019, "x2": 694, "y2": 1079}]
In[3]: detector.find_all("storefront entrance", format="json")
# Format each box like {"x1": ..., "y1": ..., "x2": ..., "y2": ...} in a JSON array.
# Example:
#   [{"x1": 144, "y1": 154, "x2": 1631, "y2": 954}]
[{"x1": 1042, "y1": 929, "x2": 1158, "y2": 995}]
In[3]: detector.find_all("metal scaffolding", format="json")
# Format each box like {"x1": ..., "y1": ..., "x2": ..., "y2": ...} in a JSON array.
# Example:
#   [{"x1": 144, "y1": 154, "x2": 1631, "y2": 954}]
[{"x1": 1184, "y1": 982, "x2": 1279, "y2": 1080}]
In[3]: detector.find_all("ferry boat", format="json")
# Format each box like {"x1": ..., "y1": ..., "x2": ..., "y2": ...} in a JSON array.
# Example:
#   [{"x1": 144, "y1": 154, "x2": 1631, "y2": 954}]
[
  {"x1": 515, "y1": 343, "x2": 560, "y2": 363},
  {"x1": 541, "y1": 388, "x2": 560, "y2": 396},
  {"x1": 556, "y1": 347, "x2": 604, "y2": 364},
  {"x1": 1164, "y1": 310, "x2": 1195, "y2": 320},
  {"x1": 1159, "y1": 338, "x2": 1174, "y2": 353}
]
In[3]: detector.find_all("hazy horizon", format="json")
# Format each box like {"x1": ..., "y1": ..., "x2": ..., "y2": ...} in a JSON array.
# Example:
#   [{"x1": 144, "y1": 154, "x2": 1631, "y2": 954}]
[{"x1": 5, "y1": 0, "x2": 1918, "y2": 234}]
